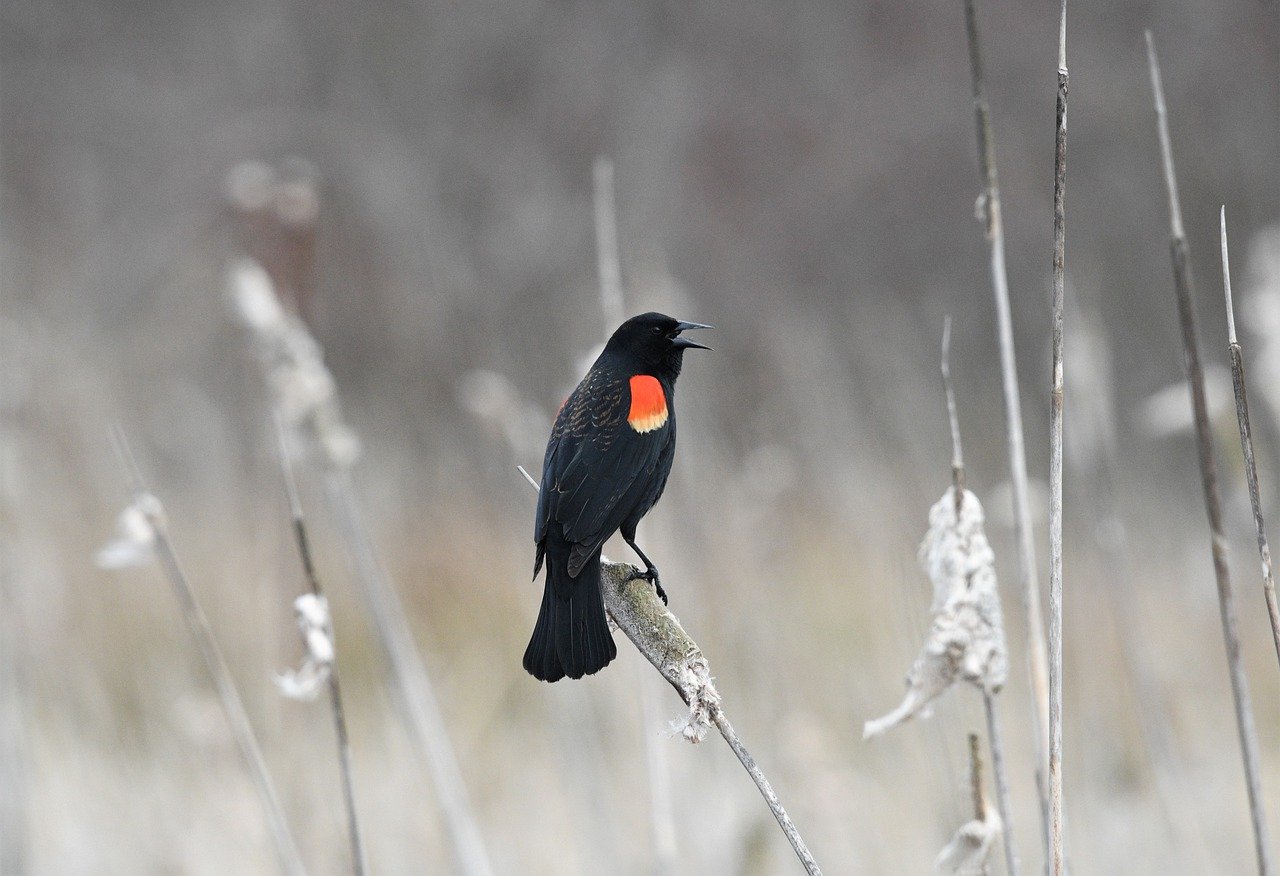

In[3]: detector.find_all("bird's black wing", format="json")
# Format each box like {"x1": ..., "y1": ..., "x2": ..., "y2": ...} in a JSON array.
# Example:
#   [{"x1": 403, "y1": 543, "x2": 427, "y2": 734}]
[{"x1": 535, "y1": 367, "x2": 670, "y2": 578}]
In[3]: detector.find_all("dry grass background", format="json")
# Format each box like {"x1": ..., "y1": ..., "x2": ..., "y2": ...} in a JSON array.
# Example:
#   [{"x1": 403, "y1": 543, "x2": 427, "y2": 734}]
[{"x1": 4, "y1": 0, "x2": 1280, "y2": 873}]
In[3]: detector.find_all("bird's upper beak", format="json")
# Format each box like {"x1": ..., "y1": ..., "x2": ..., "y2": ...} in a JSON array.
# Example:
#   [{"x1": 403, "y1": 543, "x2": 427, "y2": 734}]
[{"x1": 672, "y1": 321, "x2": 713, "y2": 351}]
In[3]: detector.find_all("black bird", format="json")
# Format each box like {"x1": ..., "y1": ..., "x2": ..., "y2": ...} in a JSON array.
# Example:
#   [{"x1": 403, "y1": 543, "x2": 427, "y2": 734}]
[{"x1": 523, "y1": 312, "x2": 711, "y2": 682}]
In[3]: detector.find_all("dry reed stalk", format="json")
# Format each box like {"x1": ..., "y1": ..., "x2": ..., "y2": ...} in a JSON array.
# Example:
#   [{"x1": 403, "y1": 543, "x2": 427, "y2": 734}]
[
  {"x1": 1221, "y1": 209, "x2": 1280, "y2": 670},
  {"x1": 944, "y1": 318, "x2": 1018, "y2": 876},
  {"x1": 0, "y1": 540, "x2": 26, "y2": 875},
  {"x1": 599, "y1": 562, "x2": 824, "y2": 875},
  {"x1": 961, "y1": 2, "x2": 1053, "y2": 850},
  {"x1": 516, "y1": 471, "x2": 822, "y2": 874},
  {"x1": 1146, "y1": 33, "x2": 1273, "y2": 876},
  {"x1": 274, "y1": 420, "x2": 366, "y2": 875},
  {"x1": 1047, "y1": 3, "x2": 1068, "y2": 873},
  {"x1": 228, "y1": 254, "x2": 494, "y2": 876},
  {"x1": 322, "y1": 468, "x2": 494, "y2": 876},
  {"x1": 592, "y1": 155, "x2": 680, "y2": 875},
  {"x1": 107, "y1": 427, "x2": 306, "y2": 876},
  {"x1": 592, "y1": 157, "x2": 627, "y2": 333}
]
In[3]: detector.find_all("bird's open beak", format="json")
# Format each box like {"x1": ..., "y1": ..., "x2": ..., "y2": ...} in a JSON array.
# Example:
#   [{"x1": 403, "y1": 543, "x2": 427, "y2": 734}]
[{"x1": 672, "y1": 321, "x2": 713, "y2": 351}]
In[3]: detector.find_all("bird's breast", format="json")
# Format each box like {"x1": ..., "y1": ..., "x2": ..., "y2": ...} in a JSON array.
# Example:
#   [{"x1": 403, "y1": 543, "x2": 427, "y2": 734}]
[{"x1": 627, "y1": 374, "x2": 668, "y2": 433}]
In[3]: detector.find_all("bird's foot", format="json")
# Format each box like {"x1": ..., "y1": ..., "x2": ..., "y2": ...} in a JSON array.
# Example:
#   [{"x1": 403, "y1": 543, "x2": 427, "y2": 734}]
[{"x1": 627, "y1": 565, "x2": 668, "y2": 605}]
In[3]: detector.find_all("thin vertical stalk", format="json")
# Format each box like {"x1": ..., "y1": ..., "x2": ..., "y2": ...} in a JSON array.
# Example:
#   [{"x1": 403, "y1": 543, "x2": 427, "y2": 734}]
[
  {"x1": 110, "y1": 428, "x2": 306, "y2": 876},
  {"x1": 1221, "y1": 209, "x2": 1280, "y2": 668},
  {"x1": 962, "y1": 0, "x2": 1053, "y2": 856},
  {"x1": 1146, "y1": 33, "x2": 1273, "y2": 876},
  {"x1": 983, "y1": 694, "x2": 1017, "y2": 876},
  {"x1": 0, "y1": 538, "x2": 26, "y2": 875},
  {"x1": 275, "y1": 422, "x2": 367, "y2": 875},
  {"x1": 592, "y1": 157, "x2": 626, "y2": 333},
  {"x1": 942, "y1": 318, "x2": 1018, "y2": 876},
  {"x1": 323, "y1": 469, "x2": 494, "y2": 876},
  {"x1": 1047, "y1": 3, "x2": 1068, "y2": 874},
  {"x1": 593, "y1": 155, "x2": 680, "y2": 874}
]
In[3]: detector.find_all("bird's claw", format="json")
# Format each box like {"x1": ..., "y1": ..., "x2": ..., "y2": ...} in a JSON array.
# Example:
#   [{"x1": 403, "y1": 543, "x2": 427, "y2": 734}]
[{"x1": 627, "y1": 566, "x2": 668, "y2": 605}]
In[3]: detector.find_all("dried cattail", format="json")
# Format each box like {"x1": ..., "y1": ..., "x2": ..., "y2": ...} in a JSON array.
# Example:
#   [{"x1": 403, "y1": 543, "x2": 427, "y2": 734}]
[{"x1": 864, "y1": 488, "x2": 1008, "y2": 739}]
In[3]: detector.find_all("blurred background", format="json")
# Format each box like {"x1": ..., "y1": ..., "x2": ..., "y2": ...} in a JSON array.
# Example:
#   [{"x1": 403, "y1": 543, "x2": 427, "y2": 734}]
[{"x1": 3, "y1": 0, "x2": 1280, "y2": 872}]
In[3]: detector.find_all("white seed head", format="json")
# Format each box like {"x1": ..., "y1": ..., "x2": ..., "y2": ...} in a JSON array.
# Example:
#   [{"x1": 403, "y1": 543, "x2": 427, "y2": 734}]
[
  {"x1": 864, "y1": 488, "x2": 1009, "y2": 739},
  {"x1": 276, "y1": 593, "x2": 335, "y2": 701},
  {"x1": 95, "y1": 493, "x2": 164, "y2": 569},
  {"x1": 935, "y1": 806, "x2": 1003, "y2": 875},
  {"x1": 229, "y1": 259, "x2": 287, "y2": 333}
]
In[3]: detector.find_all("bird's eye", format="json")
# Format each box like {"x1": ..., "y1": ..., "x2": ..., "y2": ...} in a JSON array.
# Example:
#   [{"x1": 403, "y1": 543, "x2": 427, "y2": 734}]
[{"x1": 651, "y1": 326, "x2": 663, "y2": 335}]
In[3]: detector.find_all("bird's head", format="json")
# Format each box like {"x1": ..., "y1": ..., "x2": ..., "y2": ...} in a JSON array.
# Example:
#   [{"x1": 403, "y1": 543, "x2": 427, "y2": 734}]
[{"x1": 603, "y1": 312, "x2": 712, "y2": 377}]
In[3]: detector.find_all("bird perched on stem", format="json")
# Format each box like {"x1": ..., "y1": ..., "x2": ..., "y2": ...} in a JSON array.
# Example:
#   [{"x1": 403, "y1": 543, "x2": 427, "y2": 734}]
[{"x1": 524, "y1": 312, "x2": 712, "y2": 682}]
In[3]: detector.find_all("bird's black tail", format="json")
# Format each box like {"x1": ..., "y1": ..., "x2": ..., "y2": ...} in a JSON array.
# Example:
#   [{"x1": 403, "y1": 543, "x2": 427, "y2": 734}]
[{"x1": 523, "y1": 543, "x2": 616, "y2": 682}]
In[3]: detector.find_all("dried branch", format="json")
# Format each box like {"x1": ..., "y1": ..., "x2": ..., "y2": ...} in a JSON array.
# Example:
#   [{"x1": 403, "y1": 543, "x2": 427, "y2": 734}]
[
  {"x1": 599, "y1": 562, "x2": 824, "y2": 875},
  {"x1": 962, "y1": 1, "x2": 1053, "y2": 851},
  {"x1": 104, "y1": 428, "x2": 306, "y2": 876},
  {"x1": 274, "y1": 419, "x2": 366, "y2": 876},
  {"x1": 1146, "y1": 33, "x2": 1273, "y2": 876},
  {"x1": 1221, "y1": 208, "x2": 1280, "y2": 671},
  {"x1": 1048, "y1": 2, "x2": 1069, "y2": 873}
]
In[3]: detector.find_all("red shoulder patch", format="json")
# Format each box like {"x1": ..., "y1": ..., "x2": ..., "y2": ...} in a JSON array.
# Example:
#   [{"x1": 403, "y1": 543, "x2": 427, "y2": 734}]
[{"x1": 627, "y1": 375, "x2": 668, "y2": 433}]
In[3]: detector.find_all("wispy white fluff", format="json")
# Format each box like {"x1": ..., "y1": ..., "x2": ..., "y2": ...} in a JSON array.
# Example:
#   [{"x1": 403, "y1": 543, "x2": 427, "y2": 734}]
[
  {"x1": 95, "y1": 493, "x2": 164, "y2": 569},
  {"x1": 1137, "y1": 364, "x2": 1231, "y2": 438},
  {"x1": 935, "y1": 806, "x2": 1003, "y2": 875},
  {"x1": 864, "y1": 488, "x2": 1008, "y2": 739},
  {"x1": 667, "y1": 655, "x2": 719, "y2": 744},
  {"x1": 276, "y1": 594, "x2": 334, "y2": 701},
  {"x1": 227, "y1": 259, "x2": 361, "y2": 468}
]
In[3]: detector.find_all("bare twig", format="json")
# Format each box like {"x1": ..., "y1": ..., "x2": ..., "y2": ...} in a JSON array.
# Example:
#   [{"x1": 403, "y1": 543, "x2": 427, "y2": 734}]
[
  {"x1": 941, "y1": 317, "x2": 966, "y2": 509},
  {"x1": 0, "y1": 538, "x2": 26, "y2": 875},
  {"x1": 969, "y1": 732, "x2": 986, "y2": 822},
  {"x1": 592, "y1": 157, "x2": 626, "y2": 334},
  {"x1": 1048, "y1": 3, "x2": 1068, "y2": 873},
  {"x1": 1146, "y1": 34, "x2": 1273, "y2": 876},
  {"x1": 274, "y1": 420, "x2": 367, "y2": 876},
  {"x1": 983, "y1": 694, "x2": 1015, "y2": 876},
  {"x1": 943, "y1": 320, "x2": 1018, "y2": 876},
  {"x1": 962, "y1": 1, "x2": 1053, "y2": 851},
  {"x1": 1221, "y1": 209, "x2": 1280, "y2": 668},
  {"x1": 107, "y1": 427, "x2": 306, "y2": 876},
  {"x1": 600, "y1": 562, "x2": 823, "y2": 875}
]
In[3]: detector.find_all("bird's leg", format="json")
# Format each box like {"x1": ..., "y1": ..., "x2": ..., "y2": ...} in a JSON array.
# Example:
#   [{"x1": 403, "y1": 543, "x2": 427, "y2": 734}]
[{"x1": 623, "y1": 536, "x2": 666, "y2": 604}]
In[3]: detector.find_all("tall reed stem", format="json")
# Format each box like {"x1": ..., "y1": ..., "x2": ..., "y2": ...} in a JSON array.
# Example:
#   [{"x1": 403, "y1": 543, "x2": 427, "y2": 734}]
[
  {"x1": 1220, "y1": 208, "x2": 1280, "y2": 672},
  {"x1": 962, "y1": 0, "x2": 1053, "y2": 857},
  {"x1": 275, "y1": 421, "x2": 366, "y2": 875},
  {"x1": 1047, "y1": 2, "x2": 1069, "y2": 873},
  {"x1": 1146, "y1": 33, "x2": 1272, "y2": 876},
  {"x1": 110, "y1": 427, "x2": 306, "y2": 876},
  {"x1": 943, "y1": 317, "x2": 1018, "y2": 876}
]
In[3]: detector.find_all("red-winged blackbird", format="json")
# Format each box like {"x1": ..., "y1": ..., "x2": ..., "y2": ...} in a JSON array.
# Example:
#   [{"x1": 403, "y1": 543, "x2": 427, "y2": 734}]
[{"x1": 524, "y1": 312, "x2": 712, "y2": 682}]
